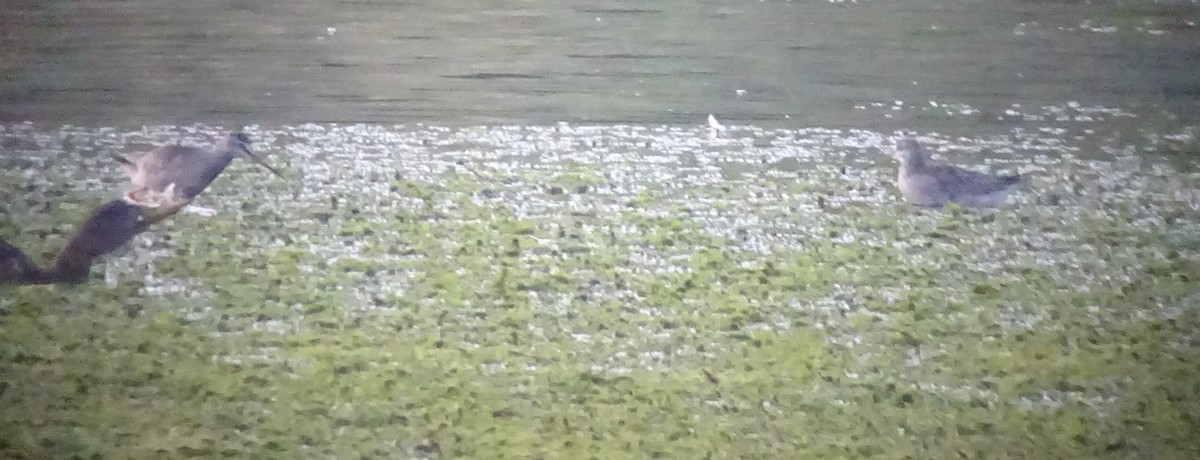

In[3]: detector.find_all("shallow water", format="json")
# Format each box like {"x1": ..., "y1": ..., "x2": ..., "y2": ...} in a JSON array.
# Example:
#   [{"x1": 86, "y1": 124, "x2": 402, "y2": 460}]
[{"x1": 2, "y1": 0, "x2": 1198, "y2": 133}]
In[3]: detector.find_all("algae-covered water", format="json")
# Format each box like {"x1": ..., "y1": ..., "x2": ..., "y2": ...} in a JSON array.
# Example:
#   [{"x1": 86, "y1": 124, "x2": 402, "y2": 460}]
[{"x1": 1, "y1": 120, "x2": 1197, "y2": 458}]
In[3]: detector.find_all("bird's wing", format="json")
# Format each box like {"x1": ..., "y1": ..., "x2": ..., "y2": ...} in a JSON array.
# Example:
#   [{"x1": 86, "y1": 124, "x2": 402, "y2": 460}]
[
  {"x1": 128, "y1": 146, "x2": 187, "y2": 190},
  {"x1": 139, "y1": 145, "x2": 199, "y2": 170},
  {"x1": 931, "y1": 165, "x2": 1020, "y2": 196},
  {"x1": 135, "y1": 146, "x2": 230, "y2": 199}
]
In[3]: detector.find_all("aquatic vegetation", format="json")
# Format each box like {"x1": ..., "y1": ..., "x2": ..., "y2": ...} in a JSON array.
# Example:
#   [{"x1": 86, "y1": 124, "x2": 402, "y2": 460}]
[{"x1": 1, "y1": 123, "x2": 1197, "y2": 458}]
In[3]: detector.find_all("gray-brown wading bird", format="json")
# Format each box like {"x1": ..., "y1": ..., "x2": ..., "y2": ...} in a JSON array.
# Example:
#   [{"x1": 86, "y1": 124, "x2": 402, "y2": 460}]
[
  {"x1": 115, "y1": 132, "x2": 283, "y2": 213},
  {"x1": 891, "y1": 138, "x2": 1021, "y2": 208}
]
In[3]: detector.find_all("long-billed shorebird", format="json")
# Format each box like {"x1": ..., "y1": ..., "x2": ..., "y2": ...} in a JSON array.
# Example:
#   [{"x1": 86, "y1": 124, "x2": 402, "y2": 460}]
[
  {"x1": 891, "y1": 138, "x2": 1022, "y2": 208},
  {"x1": 3, "y1": 131, "x2": 284, "y2": 287},
  {"x1": 115, "y1": 132, "x2": 283, "y2": 216}
]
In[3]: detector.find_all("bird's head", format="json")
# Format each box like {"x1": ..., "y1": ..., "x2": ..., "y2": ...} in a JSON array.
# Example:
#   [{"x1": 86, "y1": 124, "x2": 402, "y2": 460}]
[
  {"x1": 226, "y1": 132, "x2": 285, "y2": 179},
  {"x1": 892, "y1": 138, "x2": 927, "y2": 165}
]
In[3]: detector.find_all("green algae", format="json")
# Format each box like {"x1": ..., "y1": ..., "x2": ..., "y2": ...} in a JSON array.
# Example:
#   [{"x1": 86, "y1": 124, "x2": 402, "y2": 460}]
[{"x1": 1, "y1": 124, "x2": 1199, "y2": 458}]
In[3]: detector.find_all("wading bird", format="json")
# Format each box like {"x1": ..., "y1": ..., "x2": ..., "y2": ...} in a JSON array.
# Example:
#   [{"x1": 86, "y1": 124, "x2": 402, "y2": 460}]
[
  {"x1": 3, "y1": 132, "x2": 285, "y2": 287},
  {"x1": 115, "y1": 132, "x2": 284, "y2": 214},
  {"x1": 891, "y1": 138, "x2": 1021, "y2": 208}
]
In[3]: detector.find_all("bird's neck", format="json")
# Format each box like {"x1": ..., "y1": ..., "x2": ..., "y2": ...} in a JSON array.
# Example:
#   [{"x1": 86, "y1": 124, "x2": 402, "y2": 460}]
[
  {"x1": 902, "y1": 148, "x2": 929, "y2": 169},
  {"x1": 216, "y1": 147, "x2": 239, "y2": 165}
]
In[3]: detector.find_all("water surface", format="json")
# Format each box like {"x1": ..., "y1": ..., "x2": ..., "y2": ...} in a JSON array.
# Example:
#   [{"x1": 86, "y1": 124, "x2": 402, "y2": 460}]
[{"x1": 2, "y1": 0, "x2": 1197, "y2": 132}]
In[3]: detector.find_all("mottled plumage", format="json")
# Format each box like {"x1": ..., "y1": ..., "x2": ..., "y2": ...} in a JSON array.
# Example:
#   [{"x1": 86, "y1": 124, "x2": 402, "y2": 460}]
[
  {"x1": 116, "y1": 132, "x2": 283, "y2": 204},
  {"x1": 892, "y1": 138, "x2": 1021, "y2": 208}
]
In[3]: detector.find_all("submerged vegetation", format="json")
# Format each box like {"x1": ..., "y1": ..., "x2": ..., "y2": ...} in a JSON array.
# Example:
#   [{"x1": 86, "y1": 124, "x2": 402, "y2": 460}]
[{"x1": 1, "y1": 123, "x2": 1198, "y2": 458}]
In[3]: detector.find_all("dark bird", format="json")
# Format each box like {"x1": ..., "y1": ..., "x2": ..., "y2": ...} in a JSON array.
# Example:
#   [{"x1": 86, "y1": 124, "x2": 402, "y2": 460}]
[
  {"x1": 4, "y1": 132, "x2": 285, "y2": 287},
  {"x1": 1, "y1": 200, "x2": 150, "y2": 286},
  {"x1": 1, "y1": 238, "x2": 43, "y2": 285},
  {"x1": 891, "y1": 138, "x2": 1022, "y2": 208}
]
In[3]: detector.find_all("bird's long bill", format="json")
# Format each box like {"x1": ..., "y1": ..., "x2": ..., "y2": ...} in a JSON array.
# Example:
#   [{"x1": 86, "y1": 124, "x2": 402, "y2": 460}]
[{"x1": 241, "y1": 149, "x2": 285, "y2": 178}]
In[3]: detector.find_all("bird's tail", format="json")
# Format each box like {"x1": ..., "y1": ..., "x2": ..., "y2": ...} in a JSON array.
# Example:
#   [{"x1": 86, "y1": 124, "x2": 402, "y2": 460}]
[
  {"x1": 112, "y1": 154, "x2": 138, "y2": 175},
  {"x1": 112, "y1": 153, "x2": 135, "y2": 165}
]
